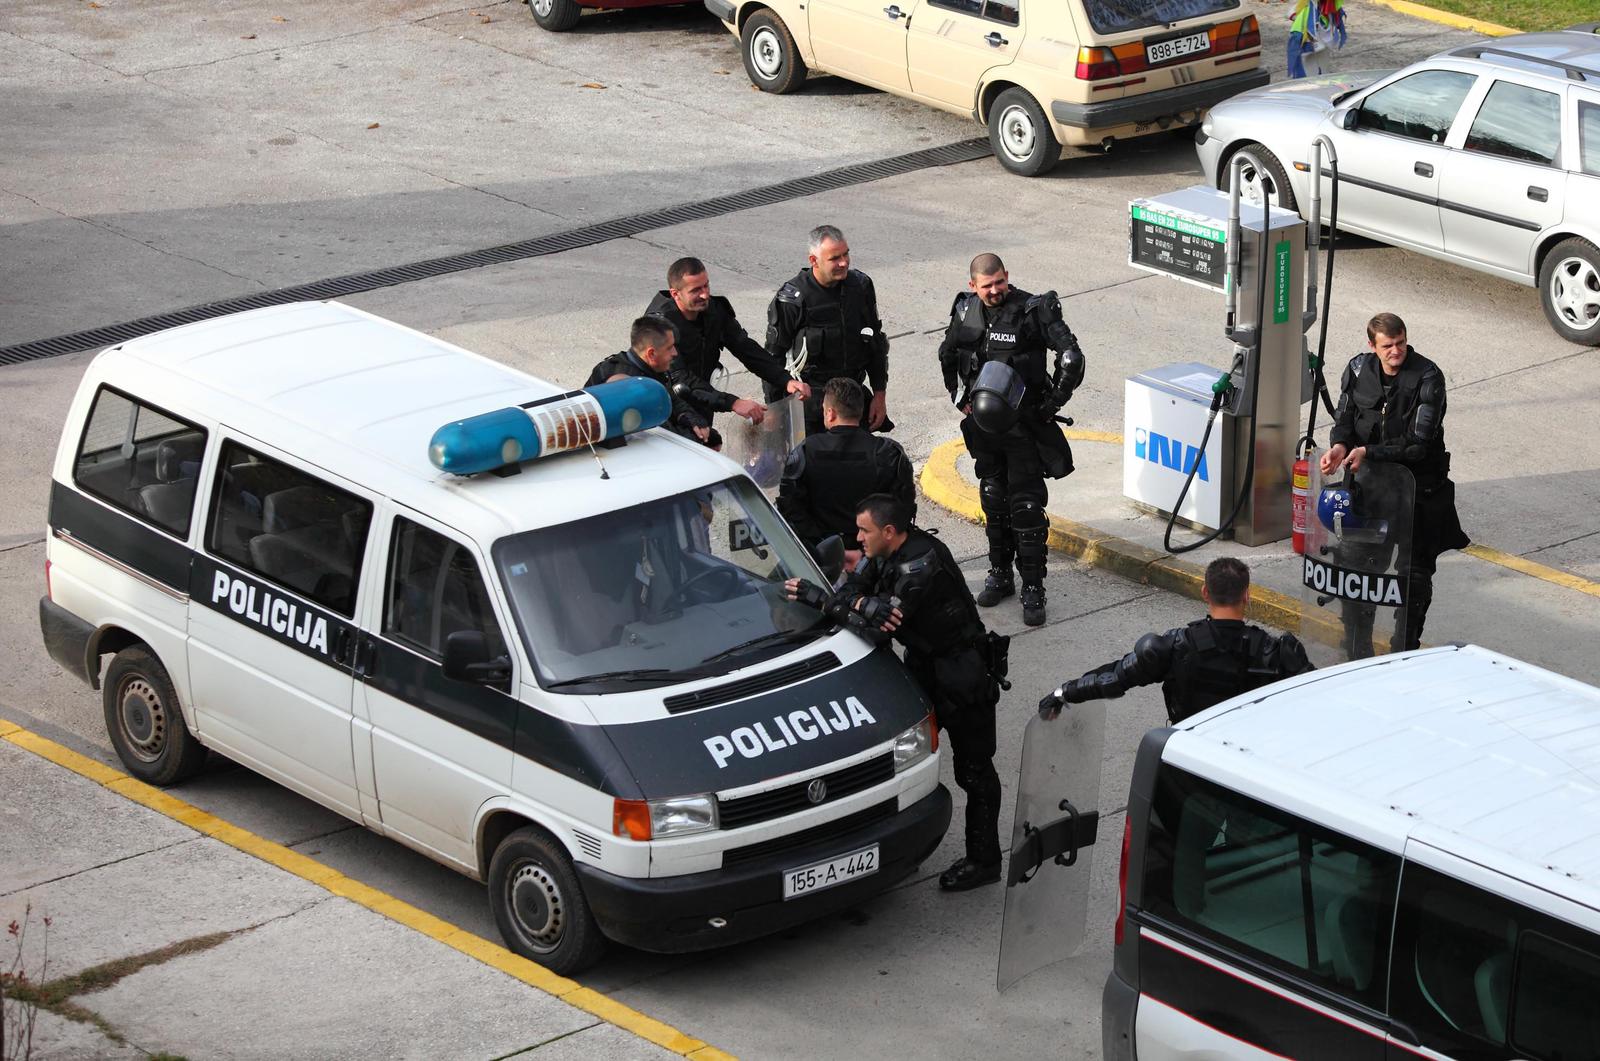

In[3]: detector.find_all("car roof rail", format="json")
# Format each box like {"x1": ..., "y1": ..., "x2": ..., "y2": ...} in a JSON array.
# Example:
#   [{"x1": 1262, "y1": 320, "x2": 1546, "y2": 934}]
[
  {"x1": 1450, "y1": 44, "x2": 1597, "y2": 82},
  {"x1": 1567, "y1": 22, "x2": 1600, "y2": 34}
]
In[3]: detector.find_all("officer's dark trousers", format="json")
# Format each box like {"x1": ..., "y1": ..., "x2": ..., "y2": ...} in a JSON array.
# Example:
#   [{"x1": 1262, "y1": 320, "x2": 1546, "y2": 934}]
[
  {"x1": 1336, "y1": 522, "x2": 1442, "y2": 656},
  {"x1": 906, "y1": 646, "x2": 1001, "y2": 866},
  {"x1": 962, "y1": 418, "x2": 1048, "y2": 587}
]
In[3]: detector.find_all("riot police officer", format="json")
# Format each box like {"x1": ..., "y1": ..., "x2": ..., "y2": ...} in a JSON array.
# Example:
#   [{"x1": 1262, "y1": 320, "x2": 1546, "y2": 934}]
[
  {"x1": 784, "y1": 494, "x2": 1004, "y2": 891},
  {"x1": 585, "y1": 317, "x2": 711, "y2": 444},
  {"x1": 646, "y1": 256, "x2": 812, "y2": 447},
  {"x1": 778, "y1": 378, "x2": 915, "y2": 564},
  {"x1": 1038, "y1": 558, "x2": 1313, "y2": 724},
  {"x1": 765, "y1": 225, "x2": 891, "y2": 437},
  {"x1": 1320, "y1": 313, "x2": 1468, "y2": 651},
  {"x1": 938, "y1": 253, "x2": 1085, "y2": 627}
]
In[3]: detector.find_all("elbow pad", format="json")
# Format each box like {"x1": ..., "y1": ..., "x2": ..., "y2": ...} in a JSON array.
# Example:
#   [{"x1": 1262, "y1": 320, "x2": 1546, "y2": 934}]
[{"x1": 1413, "y1": 372, "x2": 1445, "y2": 441}]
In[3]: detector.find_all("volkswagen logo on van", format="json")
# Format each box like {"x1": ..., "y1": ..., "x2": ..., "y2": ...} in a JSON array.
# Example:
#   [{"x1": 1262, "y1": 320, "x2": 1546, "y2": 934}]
[{"x1": 806, "y1": 779, "x2": 828, "y2": 805}]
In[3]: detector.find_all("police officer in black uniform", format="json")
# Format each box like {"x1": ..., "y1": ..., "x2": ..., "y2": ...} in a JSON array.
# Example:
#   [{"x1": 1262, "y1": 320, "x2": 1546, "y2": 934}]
[
  {"x1": 938, "y1": 253, "x2": 1085, "y2": 627},
  {"x1": 1321, "y1": 313, "x2": 1468, "y2": 651},
  {"x1": 585, "y1": 317, "x2": 712, "y2": 444},
  {"x1": 646, "y1": 256, "x2": 813, "y2": 448},
  {"x1": 1038, "y1": 558, "x2": 1313, "y2": 724},
  {"x1": 765, "y1": 225, "x2": 891, "y2": 437},
  {"x1": 778, "y1": 378, "x2": 915, "y2": 563},
  {"x1": 784, "y1": 494, "x2": 1004, "y2": 891}
]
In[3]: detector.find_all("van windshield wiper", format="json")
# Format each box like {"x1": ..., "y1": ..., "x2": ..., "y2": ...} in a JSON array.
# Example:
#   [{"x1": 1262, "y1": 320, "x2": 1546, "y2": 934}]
[
  {"x1": 545, "y1": 666, "x2": 714, "y2": 690},
  {"x1": 699, "y1": 624, "x2": 830, "y2": 666}
]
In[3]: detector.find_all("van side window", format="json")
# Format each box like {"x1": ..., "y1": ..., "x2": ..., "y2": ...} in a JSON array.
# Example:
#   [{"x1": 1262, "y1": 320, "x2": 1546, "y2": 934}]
[
  {"x1": 206, "y1": 441, "x2": 371, "y2": 617},
  {"x1": 1141, "y1": 766, "x2": 1399, "y2": 1010},
  {"x1": 383, "y1": 518, "x2": 507, "y2": 661},
  {"x1": 73, "y1": 386, "x2": 207, "y2": 538},
  {"x1": 1391, "y1": 863, "x2": 1600, "y2": 1059}
]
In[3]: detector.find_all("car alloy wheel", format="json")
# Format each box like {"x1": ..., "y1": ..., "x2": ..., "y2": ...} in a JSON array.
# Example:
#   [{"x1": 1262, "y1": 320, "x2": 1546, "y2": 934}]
[
  {"x1": 1549, "y1": 255, "x2": 1600, "y2": 333},
  {"x1": 532, "y1": 0, "x2": 553, "y2": 16}
]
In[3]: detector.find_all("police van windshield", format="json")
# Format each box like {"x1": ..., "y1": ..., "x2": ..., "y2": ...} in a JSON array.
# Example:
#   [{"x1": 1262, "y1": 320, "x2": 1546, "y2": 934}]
[{"x1": 495, "y1": 476, "x2": 831, "y2": 691}]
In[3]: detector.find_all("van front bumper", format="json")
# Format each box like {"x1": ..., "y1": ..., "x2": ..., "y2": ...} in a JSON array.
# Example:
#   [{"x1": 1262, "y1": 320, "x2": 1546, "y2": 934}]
[
  {"x1": 577, "y1": 784, "x2": 952, "y2": 953},
  {"x1": 1051, "y1": 67, "x2": 1270, "y2": 130}
]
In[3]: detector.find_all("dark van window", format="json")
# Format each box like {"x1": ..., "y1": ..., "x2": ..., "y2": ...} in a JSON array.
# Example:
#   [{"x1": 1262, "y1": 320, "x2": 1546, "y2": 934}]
[
  {"x1": 1390, "y1": 862, "x2": 1600, "y2": 1060},
  {"x1": 1079, "y1": 0, "x2": 1237, "y2": 34},
  {"x1": 73, "y1": 386, "x2": 207, "y2": 538},
  {"x1": 1141, "y1": 766, "x2": 1399, "y2": 1009},
  {"x1": 1357, "y1": 70, "x2": 1477, "y2": 144},
  {"x1": 206, "y1": 441, "x2": 371, "y2": 616},
  {"x1": 384, "y1": 518, "x2": 507, "y2": 662},
  {"x1": 1465, "y1": 80, "x2": 1561, "y2": 166}
]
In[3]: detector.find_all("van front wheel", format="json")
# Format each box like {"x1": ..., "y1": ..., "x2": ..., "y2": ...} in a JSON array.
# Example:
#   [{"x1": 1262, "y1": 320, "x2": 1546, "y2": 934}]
[
  {"x1": 488, "y1": 827, "x2": 606, "y2": 974},
  {"x1": 988, "y1": 88, "x2": 1060, "y2": 177},
  {"x1": 102, "y1": 645, "x2": 207, "y2": 785}
]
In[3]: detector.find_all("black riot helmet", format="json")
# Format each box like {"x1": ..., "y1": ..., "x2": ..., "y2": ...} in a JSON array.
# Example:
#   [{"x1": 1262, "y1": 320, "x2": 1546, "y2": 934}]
[{"x1": 970, "y1": 360, "x2": 1026, "y2": 434}]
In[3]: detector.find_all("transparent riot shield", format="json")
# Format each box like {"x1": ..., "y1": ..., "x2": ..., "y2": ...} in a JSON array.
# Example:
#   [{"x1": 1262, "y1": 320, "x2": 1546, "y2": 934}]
[
  {"x1": 713, "y1": 370, "x2": 804, "y2": 495},
  {"x1": 1299, "y1": 450, "x2": 1415, "y2": 666},
  {"x1": 997, "y1": 700, "x2": 1107, "y2": 992}
]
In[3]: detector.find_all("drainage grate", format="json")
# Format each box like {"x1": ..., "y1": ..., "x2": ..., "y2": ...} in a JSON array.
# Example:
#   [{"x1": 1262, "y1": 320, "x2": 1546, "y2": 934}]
[{"x1": 0, "y1": 138, "x2": 993, "y2": 368}]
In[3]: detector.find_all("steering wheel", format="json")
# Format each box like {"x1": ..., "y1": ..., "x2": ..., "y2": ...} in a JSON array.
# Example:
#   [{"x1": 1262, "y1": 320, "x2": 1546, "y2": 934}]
[{"x1": 661, "y1": 566, "x2": 744, "y2": 612}]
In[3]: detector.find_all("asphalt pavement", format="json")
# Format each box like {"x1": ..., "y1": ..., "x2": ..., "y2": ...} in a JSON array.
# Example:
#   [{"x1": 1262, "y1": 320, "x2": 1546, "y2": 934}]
[{"x1": 6, "y1": 0, "x2": 1599, "y2": 1057}]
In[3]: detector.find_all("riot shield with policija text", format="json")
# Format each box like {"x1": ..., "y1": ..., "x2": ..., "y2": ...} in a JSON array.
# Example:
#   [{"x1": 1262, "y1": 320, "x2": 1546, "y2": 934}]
[
  {"x1": 998, "y1": 699, "x2": 1106, "y2": 992},
  {"x1": 714, "y1": 370, "x2": 804, "y2": 495},
  {"x1": 1299, "y1": 451, "x2": 1415, "y2": 666}
]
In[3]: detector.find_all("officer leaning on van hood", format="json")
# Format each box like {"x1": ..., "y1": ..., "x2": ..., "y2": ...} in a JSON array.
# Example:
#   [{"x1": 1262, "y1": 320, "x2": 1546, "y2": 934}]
[
  {"x1": 939, "y1": 252, "x2": 1085, "y2": 627},
  {"x1": 586, "y1": 316, "x2": 714, "y2": 445},
  {"x1": 784, "y1": 494, "x2": 1009, "y2": 892},
  {"x1": 1319, "y1": 312, "x2": 1469, "y2": 651},
  {"x1": 765, "y1": 225, "x2": 892, "y2": 437},
  {"x1": 1039, "y1": 558, "x2": 1313, "y2": 724}
]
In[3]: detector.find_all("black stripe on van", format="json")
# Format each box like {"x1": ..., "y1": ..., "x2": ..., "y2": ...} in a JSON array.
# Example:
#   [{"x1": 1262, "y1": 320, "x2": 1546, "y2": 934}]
[
  {"x1": 1138, "y1": 927, "x2": 1389, "y2": 1058},
  {"x1": 190, "y1": 553, "x2": 358, "y2": 673},
  {"x1": 50, "y1": 480, "x2": 191, "y2": 592}
]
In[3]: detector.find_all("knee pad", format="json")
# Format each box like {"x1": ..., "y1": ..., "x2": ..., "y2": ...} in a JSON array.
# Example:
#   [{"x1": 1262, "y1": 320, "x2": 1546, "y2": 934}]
[
  {"x1": 979, "y1": 476, "x2": 1009, "y2": 516},
  {"x1": 1011, "y1": 499, "x2": 1047, "y2": 531}
]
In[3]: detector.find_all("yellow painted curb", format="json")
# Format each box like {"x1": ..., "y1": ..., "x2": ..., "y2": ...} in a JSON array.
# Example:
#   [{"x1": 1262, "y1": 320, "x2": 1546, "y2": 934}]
[
  {"x1": 1366, "y1": 0, "x2": 1520, "y2": 36},
  {"x1": 0, "y1": 726, "x2": 729, "y2": 1060},
  {"x1": 1465, "y1": 544, "x2": 1600, "y2": 599}
]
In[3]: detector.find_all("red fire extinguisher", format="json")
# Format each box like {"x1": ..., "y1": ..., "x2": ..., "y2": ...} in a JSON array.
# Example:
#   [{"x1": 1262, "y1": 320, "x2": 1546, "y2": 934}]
[{"x1": 1291, "y1": 446, "x2": 1311, "y2": 555}]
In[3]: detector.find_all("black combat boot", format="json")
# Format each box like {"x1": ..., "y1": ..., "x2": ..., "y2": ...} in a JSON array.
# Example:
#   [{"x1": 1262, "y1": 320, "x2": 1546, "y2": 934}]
[
  {"x1": 1020, "y1": 583, "x2": 1046, "y2": 626},
  {"x1": 938, "y1": 856, "x2": 1002, "y2": 892},
  {"x1": 976, "y1": 567, "x2": 1015, "y2": 607}
]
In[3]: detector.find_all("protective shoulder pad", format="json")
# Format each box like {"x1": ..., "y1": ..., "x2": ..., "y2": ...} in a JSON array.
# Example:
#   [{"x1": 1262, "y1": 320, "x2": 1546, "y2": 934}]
[
  {"x1": 1025, "y1": 290, "x2": 1063, "y2": 319},
  {"x1": 849, "y1": 268, "x2": 872, "y2": 286},
  {"x1": 951, "y1": 291, "x2": 978, "y2": 317},
  {"x1": 1418, "y1": 365, "x2": 1446, "y2": 405},
  {"x1": 894, "y1": 551, "x2": 936, "y2": 581},
  {"x1": 776, "y1": 282, "x2": 804, "y2": 306},
  {"x1": 1134, "y1": 631, "x2": 1173, "y2": 669},
  {"x1": 1347, "y1": 351, "x2": 1371, "y2": 377}
]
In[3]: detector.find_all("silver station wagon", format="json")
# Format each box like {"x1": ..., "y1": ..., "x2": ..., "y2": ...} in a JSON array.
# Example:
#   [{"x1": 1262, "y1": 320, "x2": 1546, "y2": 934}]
[{"x1": 1194, "y1": 25, "x2": 1600, "y2": 345}]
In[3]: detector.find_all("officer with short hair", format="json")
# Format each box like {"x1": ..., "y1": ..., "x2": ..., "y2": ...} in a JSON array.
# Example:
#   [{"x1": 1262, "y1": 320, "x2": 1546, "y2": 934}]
[
  {"x1": 585, "y1": 317, "x2": 712, "y2": 444},
  {"x1": 939, "y1": 252, "x2": 1085, "y2": 627},
  {"x1": 784, "y1": 494, "x2": 1004, "y2": 892},
  {"x1": 1320, "y1": 312, "x2": 1468, "y2": 651},
  {"x1": 777, "y1": 377, "x2": 915, "y2": 565},
  {"x1": 1038, "y1": 557, "x2": 1313, "y2": 723},
  {"x1": 765, "y1": 225, "x2": 891, "y2": 437},
  {"x1": 646, "y1": 257, "x2": 812, "y2": 448}
]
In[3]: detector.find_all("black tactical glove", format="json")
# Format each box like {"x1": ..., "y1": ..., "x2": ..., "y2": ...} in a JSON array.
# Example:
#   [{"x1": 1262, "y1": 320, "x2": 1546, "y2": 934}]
[
  {"x1": 1038, "y1": 687, "x2": 1065, "y2": 720},
  {"x1": 789, "y1": 578, "x2": 829, "y2": 610}
]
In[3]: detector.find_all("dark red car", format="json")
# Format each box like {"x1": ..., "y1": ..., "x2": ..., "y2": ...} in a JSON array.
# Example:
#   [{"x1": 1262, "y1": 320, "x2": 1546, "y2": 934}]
[{"x1": 527, "y1": 0, "x2": 687, "y2": 32}]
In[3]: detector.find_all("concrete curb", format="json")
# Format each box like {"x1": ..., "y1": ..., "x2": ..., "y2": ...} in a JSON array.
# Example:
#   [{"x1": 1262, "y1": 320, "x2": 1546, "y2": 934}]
[
  {"x1": 918, "y1": 438, "x2": 1306, "y2": 633},
  {"x1": 0, "y1": 720, "x2": 735, "y2": 1061},
  {"x1": 1364, "y1": 0, "x2": 1520, "y2": 37}
]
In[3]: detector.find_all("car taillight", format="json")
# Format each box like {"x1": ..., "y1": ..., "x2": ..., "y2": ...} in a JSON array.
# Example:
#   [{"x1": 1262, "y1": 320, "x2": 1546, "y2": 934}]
[
  {"x1": 1075, "y1": 46, "x2": 1120, "y2": 80},
  {"x1": 1238, "y1": 14, "x2": 1260, "y2": 49},
  {"x1": 44, "y1": 558, "x2": 53, "y2": 601},
  {"x1": 1114, "y1": 816, "x2": 1132, "y2": 946}
]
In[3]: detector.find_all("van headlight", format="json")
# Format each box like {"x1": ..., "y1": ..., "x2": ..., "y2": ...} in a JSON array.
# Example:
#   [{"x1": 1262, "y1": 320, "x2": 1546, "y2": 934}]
[
  {"x1": 613, "y1": 795, "x2": 718, "y2": 840},
  {"x1": 893, "y1": 713, "x2": 936, "y2": 772}
]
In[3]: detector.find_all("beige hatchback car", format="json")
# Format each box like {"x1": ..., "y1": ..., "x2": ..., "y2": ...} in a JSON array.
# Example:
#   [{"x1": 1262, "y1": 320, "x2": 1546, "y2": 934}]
[{"x1": 707, "y1": 0, "x2": 1269, "y2": 176}]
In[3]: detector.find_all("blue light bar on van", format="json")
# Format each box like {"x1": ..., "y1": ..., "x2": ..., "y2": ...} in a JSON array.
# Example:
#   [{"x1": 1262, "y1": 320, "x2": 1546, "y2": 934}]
[{"x1": 428, "y1": 377, "x2": 671, "y2": 475}]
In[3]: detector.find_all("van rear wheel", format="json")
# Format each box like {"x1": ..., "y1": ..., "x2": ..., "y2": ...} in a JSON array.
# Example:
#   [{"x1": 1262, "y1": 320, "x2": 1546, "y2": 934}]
[
  {"x1": 488, "y1": 827, "x2": 606, "y2": 974},
  {"x1": 102, "y1": 645, "x2": 208, "y2": 786},
  {"x1": 988, "y1": 88, "x2": 1060, "y2": 177}
]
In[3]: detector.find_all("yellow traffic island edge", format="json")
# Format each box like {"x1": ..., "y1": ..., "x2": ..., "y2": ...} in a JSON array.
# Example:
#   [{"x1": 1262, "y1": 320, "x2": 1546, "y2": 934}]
[
  {"x1": 1364, "y1": 0, "x2": 1520, "y2": 37},
  {"x1": 0, "y1": 720, "x2": 735, "y2": 1061}
]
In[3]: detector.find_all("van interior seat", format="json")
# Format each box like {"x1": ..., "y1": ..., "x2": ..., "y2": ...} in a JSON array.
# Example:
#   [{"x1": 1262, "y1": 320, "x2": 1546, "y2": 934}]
[
  {"x1": 1474, "y1": 951, "x2": 1510, "y2": 1042},
  {"x1": 263, "y1": 485, "x2": 357, "y2": 536},
  {"x1": 138, "y1": 433, "x2": 206, "y2": 534}
]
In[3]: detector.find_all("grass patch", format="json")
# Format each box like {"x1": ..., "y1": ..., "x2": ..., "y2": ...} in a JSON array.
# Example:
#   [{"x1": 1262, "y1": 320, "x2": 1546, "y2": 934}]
[{"x1": 1399, "y1": 0, "x2": 1598, "y2": 32}]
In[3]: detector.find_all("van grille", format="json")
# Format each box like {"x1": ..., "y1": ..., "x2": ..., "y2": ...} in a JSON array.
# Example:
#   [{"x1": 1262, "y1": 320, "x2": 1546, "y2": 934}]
[
  {"x1": 718, "y1": 752, "x2": 894, "y2": 830},
  {"x1": 722, "y1": 799, "x2": 896, "y2": 867},
  {"x1": 664, "y1": 652, "x2": 840, "y2": 714}
]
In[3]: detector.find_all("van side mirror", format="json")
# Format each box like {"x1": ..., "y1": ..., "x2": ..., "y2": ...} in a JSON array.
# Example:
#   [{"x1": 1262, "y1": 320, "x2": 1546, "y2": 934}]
[
  {"x1": 1340, "y1": 108, "x2": 1359, "y2": 131},
  {"x1": 443, "y1": 630, "x2": 511, "y2": 687},
  {"x1": 815, "y1": 534, "x2": 847, "y2": 583}
]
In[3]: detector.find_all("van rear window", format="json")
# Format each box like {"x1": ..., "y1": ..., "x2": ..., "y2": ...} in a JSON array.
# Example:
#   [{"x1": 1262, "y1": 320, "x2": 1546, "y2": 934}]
[
  {"x1": 1141, "y1": 764, "x2": 1399, "y2": 1009},
  {"x1": 1079, "y1": 0, "x2": 1237, "y2": 35},
  {"x1": 73, "y1": 386, "x2": 207, "y2": 539}
]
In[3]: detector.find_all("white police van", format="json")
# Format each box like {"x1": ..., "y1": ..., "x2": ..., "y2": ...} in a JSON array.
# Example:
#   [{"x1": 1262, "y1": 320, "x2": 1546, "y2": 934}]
[
  {"x1": 1103, "y1": 644, "x2": 1600, "y2": 1059},
  {"x1": 39, "y1": 300, "x2": 949, "y2": 973}
]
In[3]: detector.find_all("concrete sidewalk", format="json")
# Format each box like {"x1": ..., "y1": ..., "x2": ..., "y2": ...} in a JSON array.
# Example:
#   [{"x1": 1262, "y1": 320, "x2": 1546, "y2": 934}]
[
  {"x1": 923, "y1": 435, "x2": 1600, "y2": 687},
  {"x1": 0, "y1": 723, "x2": 718, "y2": 1061}
]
